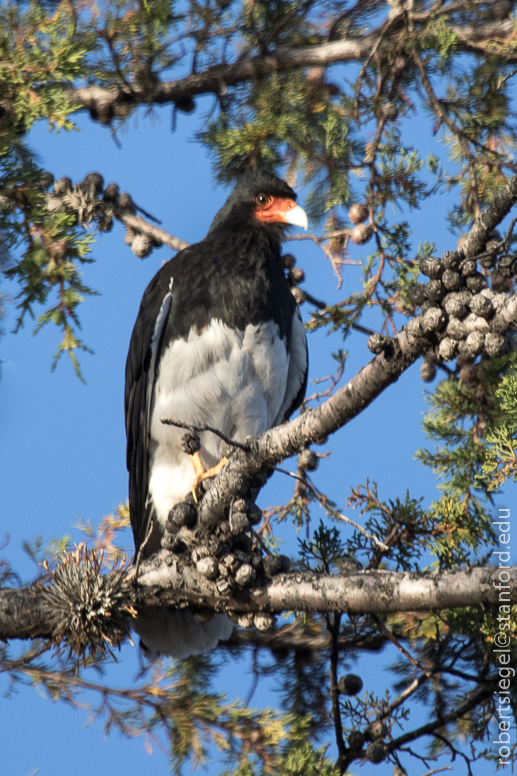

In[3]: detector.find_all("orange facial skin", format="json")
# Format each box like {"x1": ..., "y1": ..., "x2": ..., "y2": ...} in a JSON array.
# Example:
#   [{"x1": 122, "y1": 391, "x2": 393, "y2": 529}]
[{"x1": 253, "y1": 195, "x2": 298, "y2": 224}]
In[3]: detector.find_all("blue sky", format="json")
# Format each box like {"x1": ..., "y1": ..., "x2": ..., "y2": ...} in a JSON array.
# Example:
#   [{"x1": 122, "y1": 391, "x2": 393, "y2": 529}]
[{"x1": 1, "y1": 93, "x2": 514, "y2": 776}]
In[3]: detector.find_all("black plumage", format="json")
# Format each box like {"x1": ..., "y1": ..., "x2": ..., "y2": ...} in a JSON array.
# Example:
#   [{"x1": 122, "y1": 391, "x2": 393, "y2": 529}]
[{"x1": 125, "y1": 171, "x2": 308, "y2": 657}]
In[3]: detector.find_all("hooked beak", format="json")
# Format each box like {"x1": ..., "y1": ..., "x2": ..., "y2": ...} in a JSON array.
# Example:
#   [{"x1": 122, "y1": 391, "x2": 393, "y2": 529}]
[
  {"x1": 254, "y1": 197, "x2": 308, "y2": 230},
  {"x1": 282, "y1": 203, "x2": 308, "y2": 231}
]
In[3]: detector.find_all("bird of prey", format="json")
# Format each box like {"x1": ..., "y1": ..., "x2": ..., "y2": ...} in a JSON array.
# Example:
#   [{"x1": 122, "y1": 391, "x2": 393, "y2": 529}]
[{"x1": 125, "y1": 171, "x2": 309, "y2": 658}]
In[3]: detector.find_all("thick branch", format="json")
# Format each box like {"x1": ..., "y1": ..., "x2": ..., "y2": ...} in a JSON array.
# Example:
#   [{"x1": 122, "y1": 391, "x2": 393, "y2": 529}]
[
  {"x1": 463, "y1": 173, "x2": 517, "y2": 256},
  {"x1": 198, "y1": 326, "x2": 430, "y2": 525},
  {"x1": 134, "y1": 564, "x2": 515, "y2": 613},
  {"x1": 64, "y1": 20, "x2": 515, "y2": 117},
  {"x1": 0, "y1": 566, "x2": 512, "y2": 642},
  {"x1": 191, "y1": 169, "x2": 517, "y2": 522},
  {"x1": 0, "y1": 587, "x2": 46, "y2": 641}
]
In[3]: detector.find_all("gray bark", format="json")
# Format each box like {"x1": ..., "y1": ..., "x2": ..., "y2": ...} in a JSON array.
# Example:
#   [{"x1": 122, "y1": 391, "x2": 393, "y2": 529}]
[
  {"x1": 0, "y1": 565, "x2": 513, "y2": 642},
  {"x1": 135, "y1": 562, "x2": 516, "y2": 613},
  {"x1": 63, "y1": 18, "x2": 515, "y2": 117}
]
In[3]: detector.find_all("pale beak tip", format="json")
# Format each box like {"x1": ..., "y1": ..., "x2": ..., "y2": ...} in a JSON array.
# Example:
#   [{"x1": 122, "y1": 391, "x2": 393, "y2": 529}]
[{"x1": 285, "y1": 204, "x2": 308, "y2": 231}]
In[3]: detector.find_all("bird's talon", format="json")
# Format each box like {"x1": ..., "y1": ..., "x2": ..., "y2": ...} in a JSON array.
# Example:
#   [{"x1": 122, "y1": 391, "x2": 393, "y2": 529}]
[{"x1": 190, "y1": 455, "x2": 229, "y2": 503}]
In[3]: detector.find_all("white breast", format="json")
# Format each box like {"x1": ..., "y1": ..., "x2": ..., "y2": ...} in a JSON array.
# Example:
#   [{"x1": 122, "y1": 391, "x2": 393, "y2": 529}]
[{"x1": 148, "y1": 318, "x2": 300, "y2": 526}]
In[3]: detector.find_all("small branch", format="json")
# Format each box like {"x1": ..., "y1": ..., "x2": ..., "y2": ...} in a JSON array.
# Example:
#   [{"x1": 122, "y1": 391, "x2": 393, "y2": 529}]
[
  {"x1": 463, "y1": 172, "x2": 517, "y2": 256},
  {"x1": 275, "y1": 467, "x2": 389, "y2": 551},
  {"x1": 498, "y1": 67, "x2": 517, "y2": 90},
  {"x1": 304, "y1": 290, "x2": 326, "y2": 308},
  {"x1": 371, "y1": 613, "x2": 432, "y2": 677},
  {"x1": 117, "y1": 211, "x2": 189, "y2": 252},
  {"x1": 223, "y1": 624, "x2": 385, "y2": 653},
  {"x1": 160, "y1": 418, "x2": 251, "y2": 451},
  {"x1": 387, "y1": 684, "x2": 491, "y2": 754},
  {"x1": 318, "y1": 494, "x2": 390, "y2": 552},
  {"x1": 286, "y1": 231, "x2": 356, "y2": 286},
  {"x1": 351, "y1": 322, "x2": 377, "y2": 337},
  {"x1": 380, "y1": 674, "x2": 428, "y2": 720}
]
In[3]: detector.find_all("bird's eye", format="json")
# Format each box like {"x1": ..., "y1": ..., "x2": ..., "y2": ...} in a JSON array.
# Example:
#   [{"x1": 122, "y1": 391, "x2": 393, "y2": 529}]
[{"x1": 255, "y1": 193, "x2": 272, "y2": 208}]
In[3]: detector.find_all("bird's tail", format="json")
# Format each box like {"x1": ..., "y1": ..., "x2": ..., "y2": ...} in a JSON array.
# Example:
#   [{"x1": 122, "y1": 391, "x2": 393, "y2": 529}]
[{"x1": 133, "y1": 608, "x2": 233, "y2": 660}]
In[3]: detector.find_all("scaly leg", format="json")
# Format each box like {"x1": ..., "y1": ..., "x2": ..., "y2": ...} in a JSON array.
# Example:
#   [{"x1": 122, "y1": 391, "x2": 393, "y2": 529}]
[{"x1": 189, "y1": 452, "x2": 229, "y2": 502}]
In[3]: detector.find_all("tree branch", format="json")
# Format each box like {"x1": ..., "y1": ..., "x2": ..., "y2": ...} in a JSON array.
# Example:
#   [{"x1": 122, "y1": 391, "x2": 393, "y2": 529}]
[
  {"x1": 185, "y1": 169, "x2": 517, "y2": 524},
  {"x1": 0, "y1": 565, "x2": 512, "y2": 642},
  {"x1": 117, "y1": 211, "x2": 188, "y2": 252},
  {"x1": 197, "y1": 325, "x2": 431, "y2": 526},
  {"x1": 224, "y1": 624, "x2": 386, "y2": 652},
  {"x1": 63, "y1": 19, "x2": 515, "y2": 118},
  {"x1": 134, "y1": 563, "x2": 515, "y2": 613}
]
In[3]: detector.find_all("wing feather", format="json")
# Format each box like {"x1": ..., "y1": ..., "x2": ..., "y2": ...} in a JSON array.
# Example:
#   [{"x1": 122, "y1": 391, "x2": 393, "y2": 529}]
[
  {"x1": 275, "y1": 306, "x2": 308, "y2": 424},
  {"x1": 125, "y1": 263, "x2": 175, "y2": 553}
]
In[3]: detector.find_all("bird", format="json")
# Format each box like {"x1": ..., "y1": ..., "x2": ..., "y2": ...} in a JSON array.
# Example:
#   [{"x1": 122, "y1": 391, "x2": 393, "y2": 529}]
[{"x1": 125, "y1": 170, "x2": 309, "y2": 658}]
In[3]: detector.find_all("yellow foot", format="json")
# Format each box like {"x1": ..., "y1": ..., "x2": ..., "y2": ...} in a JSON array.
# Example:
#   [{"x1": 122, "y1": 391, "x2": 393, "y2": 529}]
[{"x1": 189, "y1": 452, "x2": 229, "y2": 502}]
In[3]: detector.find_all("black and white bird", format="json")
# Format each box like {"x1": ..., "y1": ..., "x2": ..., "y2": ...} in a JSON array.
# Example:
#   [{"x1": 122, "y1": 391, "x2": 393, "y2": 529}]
[{"x1": 125, "y1": 171, "x2": 309, "y2": 658}]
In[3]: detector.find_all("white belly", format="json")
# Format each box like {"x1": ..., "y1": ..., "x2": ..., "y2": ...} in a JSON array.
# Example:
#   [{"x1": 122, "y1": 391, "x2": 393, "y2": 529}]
[{"x1": 148, "y1": 319, "x2": 290, "y2": 525}]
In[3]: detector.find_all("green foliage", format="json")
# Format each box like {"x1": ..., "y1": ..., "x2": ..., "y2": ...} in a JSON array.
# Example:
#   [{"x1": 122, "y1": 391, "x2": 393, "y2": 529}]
[
  {"x1": 481, "y1": 353, "x2": 517, "y2": 489},
  {"x1": 0, "y1": 150, "x2": 97, "y2": 376},
  {"x1": 159, "y1": 656, "x2": 289, "y2": 774},
  {"x1": 416, "y1": 357, "x2": 511, "y2": 500},
  {"x1": 346, "y1": 482, "x2": 434, "y2": 571},
  {"x1": 3, "y1": 2, "x2": 517, "y2": 775},
  {"x1": 422, "y1": 15, "x2": 458, "y2": 62},
  {"x1": 221, "y1": 733, "x2": 340, "y2": 776},
  {"x1": 412, "y1": 359, "x2": 517, "y2": 564},
  {"x1": 299, "y1": 521, "x2": 347, "y2": 574},
  {"x1": 0, "y1": 1, "x2": 99, "y2": 374},
  {"x1": 201, "y1": 71, "x2": 360, "y2": 221},
  {"x1": 5, "y1": 190, "x2": 97, "y2": 378},
  {"x1": 22, "y1": 532, "x2": 72, "y2": 568},
  {"x1": 0, "y1": 2, "x2": 92, "y2": 135}
]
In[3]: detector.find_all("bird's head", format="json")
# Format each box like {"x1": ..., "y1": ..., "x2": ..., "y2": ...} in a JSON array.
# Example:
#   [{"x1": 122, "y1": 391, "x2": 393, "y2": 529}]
[{"x1": 209, "y1": 171, "x2": 308, "y2": 233}]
